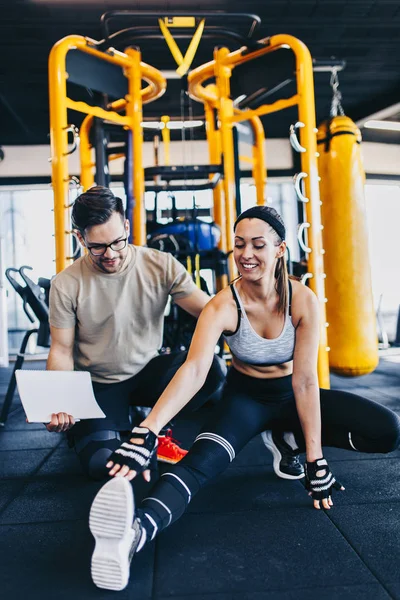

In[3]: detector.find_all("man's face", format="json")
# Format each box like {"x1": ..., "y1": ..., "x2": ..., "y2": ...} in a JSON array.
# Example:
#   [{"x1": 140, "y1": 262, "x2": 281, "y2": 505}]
[{"x1": 79, "y1": 212, "x2": 130, "y2": 274}]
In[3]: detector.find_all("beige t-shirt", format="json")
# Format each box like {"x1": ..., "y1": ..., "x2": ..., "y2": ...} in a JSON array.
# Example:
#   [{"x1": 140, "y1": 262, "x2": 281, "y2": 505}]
[{"x1": 49, "y1": 245, "x2": 197, "y2": 383}]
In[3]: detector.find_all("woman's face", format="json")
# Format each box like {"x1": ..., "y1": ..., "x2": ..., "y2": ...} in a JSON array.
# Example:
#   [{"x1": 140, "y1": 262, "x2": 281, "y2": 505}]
[{"x1": 233, "y1": 218, "x2": 286, "y2": 280}]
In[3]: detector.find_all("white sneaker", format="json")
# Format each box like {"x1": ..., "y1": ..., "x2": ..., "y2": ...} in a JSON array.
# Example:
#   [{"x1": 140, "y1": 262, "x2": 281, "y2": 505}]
[
  {"x1": 261, "y1": 431, "x2": 305, "y2": 480},
  {"x1": 89, "y1": 477, "x2": 143, "y2": 591}
]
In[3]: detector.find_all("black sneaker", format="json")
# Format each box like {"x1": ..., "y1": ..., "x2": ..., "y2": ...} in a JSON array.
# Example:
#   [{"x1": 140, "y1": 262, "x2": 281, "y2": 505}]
[
  {"x1": 261, "y1": 431, "x2": 305, "y2": 480},
  {"x1": 89, "y1": 477, "x2": 145, "y2": 591}
]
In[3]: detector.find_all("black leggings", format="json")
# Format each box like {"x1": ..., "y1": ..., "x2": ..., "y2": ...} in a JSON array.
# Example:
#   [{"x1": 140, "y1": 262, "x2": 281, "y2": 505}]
[
  {"x1": 137, "y1": 368, "x2": 400, "y2": 542},
  {"x1": 68, "y1": 352, "x2": 226, "y2": 480}
]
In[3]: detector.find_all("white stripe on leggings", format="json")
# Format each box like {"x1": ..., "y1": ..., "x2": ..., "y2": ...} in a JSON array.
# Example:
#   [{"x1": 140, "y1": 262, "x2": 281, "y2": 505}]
[
  {"x1": 143, "y1": 497, "x2": 172, "y2": 526},
  {"x1": 348, "y1": 431, "x2": 358, "y2": 451},
  {"x1": 161, "y1": 472, "x2": 192, "y2": 503},
  {"x1": 143, "y1": 512, "x2": 158, "y2": 541},
  {"x1": 195, "y1": 432, "x2": 235, "y2": 462}
]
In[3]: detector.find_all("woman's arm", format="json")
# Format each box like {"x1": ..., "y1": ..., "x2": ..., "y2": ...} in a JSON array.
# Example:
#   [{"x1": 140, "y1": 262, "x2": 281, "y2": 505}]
[
  {"x1": 141, "y1": 298, "x2": 228, "y2": 435},
  {"x1": 291, "y1": 286, "x2": 322, "y2": 462},
  {"x1": 107, "y1": 291, "x2": 235, "y2": 479},
  {"x1": 292, "y1": 285, "x2": 344, "y2": 509}
]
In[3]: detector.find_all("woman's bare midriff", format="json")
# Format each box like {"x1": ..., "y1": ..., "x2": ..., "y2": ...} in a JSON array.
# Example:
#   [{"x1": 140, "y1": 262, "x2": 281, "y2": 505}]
[{"x1": 232, "y1": 356, "x2": 293, "y2": 379}]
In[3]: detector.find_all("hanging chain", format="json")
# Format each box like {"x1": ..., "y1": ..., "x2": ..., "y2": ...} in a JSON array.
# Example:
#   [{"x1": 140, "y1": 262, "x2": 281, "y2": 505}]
[{"x1": 330, "y1": 68, "x2": 345, "y2": 117}]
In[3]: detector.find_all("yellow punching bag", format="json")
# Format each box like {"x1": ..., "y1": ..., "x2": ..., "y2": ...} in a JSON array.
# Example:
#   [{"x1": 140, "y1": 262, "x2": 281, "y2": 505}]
[{"x1": 317, "y1": 116, "x2": 378, "y2": 376}]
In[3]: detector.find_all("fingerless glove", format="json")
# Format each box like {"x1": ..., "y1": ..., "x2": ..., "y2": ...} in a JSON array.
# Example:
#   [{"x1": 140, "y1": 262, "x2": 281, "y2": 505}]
[
  {"x1": 305, "y1": 457, "x2": 343, "y2": 500},
  {"x1": 108, "y1": 426, "x2": 158, "y2": 473}
]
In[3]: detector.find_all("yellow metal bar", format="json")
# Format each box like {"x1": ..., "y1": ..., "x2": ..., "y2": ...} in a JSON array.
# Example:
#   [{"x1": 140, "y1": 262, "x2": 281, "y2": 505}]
[
  {"x1": 73, "y1": 36, "x2": 134, "y2": 68},
  {"x1": 176, "y1": 19, "x2": 205, "y2": 77},
  {"x1": 194, "y1": 254, "x2": 201, "y2": 288},
  {"x1": 79, "y1": 115, "x2": 95, "y2": 191},
  {"x1": 140, "y1": 64, "x2": 167, "y2": 104},
  {"x1": 80, "y1": 95, "x2": 135, "y2": 192},
  {"x1": 238, "y1": 155, "x2": 254, "y2": 165},
  {"x1": 49, "y1": 39, "x2": 74, "y2": 273},
  {"x1": 286, "y1": 34, "x2": 330, "y2": 388},
  {"x1": 249, "y1": 116, "x2": 267, "y2": 206},
  {"x1": 232, "y1": 95, "x2": 299, "y2": 121},
  {"x1": 49, "y1": 35, "x2": 165, "y2": 269},
  {"x1": 108, "y1": 153, "x2": 125, "y2": 162},
  {"x1": 65, "y1": 98, "x2": 130, "y2": 126},
  {"x1": 60, "y1": 33, "x2": 165, "y2": 104},
  {"x1": 223, "y1": 39, "x2": 277, "y2": 68},
  {"x1": 188, "y1": 60, "x2": 218, "y2": 107},
  {"x1": 204, "y1": 93, "x2": 228, "y2": 290},
  {"x1": 188, "y1": 36, "x2": 295, "y2": 109},
  {"x1": 125, "y1": 48, "x2": 146, "y2": 246},
  {"x1": 214, "y1": 47, "x2": 237, "y2": 281},
  {"x1": 161, "y1": 116, "x2": 171, "y2": 166}
]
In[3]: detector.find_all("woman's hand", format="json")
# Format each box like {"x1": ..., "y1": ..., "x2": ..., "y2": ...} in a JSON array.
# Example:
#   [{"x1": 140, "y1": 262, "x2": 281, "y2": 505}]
[
  {"x1": 106, "y1": 426, "x2": 158, "y2": 482},
  {"x1": 305, "y1": 457, "x2": 345, "y2": 510},
  {"x1": 45, "y1": 413, "x2": 75, "y2": 432}
]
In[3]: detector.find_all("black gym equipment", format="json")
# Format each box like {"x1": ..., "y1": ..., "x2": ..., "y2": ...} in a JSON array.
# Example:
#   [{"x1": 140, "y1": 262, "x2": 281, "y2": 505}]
[{"x1": 0, "y1": 266, "x2": 51, "y2": 426}]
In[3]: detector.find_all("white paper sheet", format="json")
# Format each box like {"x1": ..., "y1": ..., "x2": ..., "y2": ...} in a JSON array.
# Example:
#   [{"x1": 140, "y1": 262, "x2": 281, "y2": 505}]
[{"x1": 15, "y1": 370, "x2": 106, "y2": 423}]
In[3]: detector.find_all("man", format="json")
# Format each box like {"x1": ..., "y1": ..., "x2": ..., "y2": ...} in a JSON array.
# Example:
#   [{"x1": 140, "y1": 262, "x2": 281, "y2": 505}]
[{"x1": 46, "y1": 186, "x2": 226, "y2": 480}]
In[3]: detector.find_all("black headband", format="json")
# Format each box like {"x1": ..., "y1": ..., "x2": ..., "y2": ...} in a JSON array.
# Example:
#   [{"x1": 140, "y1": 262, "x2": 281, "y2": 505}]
[{"x1": 234, "y1": 206, "x2": 286, "y2": 241}]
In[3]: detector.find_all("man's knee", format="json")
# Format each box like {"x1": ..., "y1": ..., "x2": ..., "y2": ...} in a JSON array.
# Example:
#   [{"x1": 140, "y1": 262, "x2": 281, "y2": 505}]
[{"x1": 73, "y1": 431, "x2": 121, "y2": 481}]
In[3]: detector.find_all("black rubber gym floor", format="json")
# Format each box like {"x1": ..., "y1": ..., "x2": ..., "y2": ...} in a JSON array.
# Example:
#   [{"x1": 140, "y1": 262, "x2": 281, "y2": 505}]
[{"x1": 1, "y1": 354, "x2": 400, "y2": 600}]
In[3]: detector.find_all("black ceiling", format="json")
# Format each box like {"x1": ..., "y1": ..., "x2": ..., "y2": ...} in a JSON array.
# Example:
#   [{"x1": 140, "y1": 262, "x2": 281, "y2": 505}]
[{"x1": 1, "y1": 0, "x2": 400, "y2": 146}]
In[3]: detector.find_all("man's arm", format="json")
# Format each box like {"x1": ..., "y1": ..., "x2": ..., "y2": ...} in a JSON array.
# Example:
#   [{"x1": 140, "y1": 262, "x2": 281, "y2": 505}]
[
  {"x1": 45, "y1": 325, "x2": 76, "y2": 432},
  {"x1": 47, "y1": 325, "x2": 75, "y2": 371},
  {"x1": 174, "y1": 287, "x2": 211, "y2": 318}
]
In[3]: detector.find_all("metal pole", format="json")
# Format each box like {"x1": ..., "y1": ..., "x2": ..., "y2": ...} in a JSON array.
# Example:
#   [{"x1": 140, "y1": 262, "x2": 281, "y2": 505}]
[
  {"x1": 125, "y1": 48, "x2": 146, "y2": 246},
  {"x1": 214, "y1": 47, "x2": 237, "y2": 280}
]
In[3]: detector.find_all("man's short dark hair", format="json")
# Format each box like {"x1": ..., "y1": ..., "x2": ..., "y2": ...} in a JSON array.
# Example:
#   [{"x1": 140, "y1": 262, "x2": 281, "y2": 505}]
[{"x1": 71, "y1": 186, "x2": 125, "y2": 235}]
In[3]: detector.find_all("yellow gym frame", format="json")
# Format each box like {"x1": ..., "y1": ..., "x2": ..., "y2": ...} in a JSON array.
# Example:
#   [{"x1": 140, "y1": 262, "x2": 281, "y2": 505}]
[
  {"x1": 49, "y1": 30, "x2": 329, "y2": 387},
  {"x1": 188, "y1": 35, "x2": 330, "y2": 387},
  {"x1": 48, "y1": 35, "x2": 166, "y2": 274}
]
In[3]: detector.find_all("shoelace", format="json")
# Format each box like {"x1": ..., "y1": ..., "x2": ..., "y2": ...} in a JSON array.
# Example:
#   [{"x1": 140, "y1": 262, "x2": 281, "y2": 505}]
[
  {"x1": 290, "y1": 455, "x2": 301, "y2": 466},
  {"x1": 159, "y1": 429, "x2": 185, "y2": 451}
]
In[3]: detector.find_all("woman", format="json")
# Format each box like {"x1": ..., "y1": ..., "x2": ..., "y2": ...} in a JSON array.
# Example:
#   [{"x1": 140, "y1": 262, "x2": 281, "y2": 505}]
[{"x1": 89, "y1": 205, "x2": 400, "y2": 592}]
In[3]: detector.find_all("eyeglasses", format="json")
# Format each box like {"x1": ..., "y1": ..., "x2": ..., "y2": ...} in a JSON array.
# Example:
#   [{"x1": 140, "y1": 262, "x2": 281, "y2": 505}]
[{"x1": 86, "y1": 237, "x2": 128, "y2": 256}]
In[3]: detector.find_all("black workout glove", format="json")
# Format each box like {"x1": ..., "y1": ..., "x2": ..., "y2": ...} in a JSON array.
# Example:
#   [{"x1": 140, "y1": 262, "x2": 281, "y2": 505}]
[
  {"x1": 305, "y1": 457, "x2": 343, "y2": 500},
  {"x1": 107, "y1": 426, "x2": 158, "y2": 474}
]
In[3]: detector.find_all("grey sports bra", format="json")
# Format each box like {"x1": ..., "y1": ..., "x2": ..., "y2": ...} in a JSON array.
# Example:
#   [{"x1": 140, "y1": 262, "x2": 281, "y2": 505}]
[{"x1": 224, "y1": 279, "x2": 296, "y2": 366}]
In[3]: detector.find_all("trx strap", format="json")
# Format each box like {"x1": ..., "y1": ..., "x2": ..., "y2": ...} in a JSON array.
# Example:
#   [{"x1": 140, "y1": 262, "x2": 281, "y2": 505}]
[{"x1": 158, "y1": 17, "x2": 205, "y2": 77}]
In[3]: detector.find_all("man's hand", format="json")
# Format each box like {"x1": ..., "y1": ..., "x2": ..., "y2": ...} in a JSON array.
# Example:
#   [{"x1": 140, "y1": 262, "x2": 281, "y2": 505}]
[
  {"x1": 45, "y1": 413, "x2": 75, "y2": 433},
  {"x1": 107, "y1": 426, "x2": 158, "y2": 482}
]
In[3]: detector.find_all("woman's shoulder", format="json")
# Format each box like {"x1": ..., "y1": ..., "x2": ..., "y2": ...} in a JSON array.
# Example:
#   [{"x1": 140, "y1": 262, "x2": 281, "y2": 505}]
[
  {"x1": 199, "y1": 285, "x2": 238, "y2": 329},
  {"x1": 202, "y1": 285, "x2": 235, "y2": 311},
  {"x1": 290, "y1": 278, "x2": 316, "y2": 300},
  {"x1": 290, "y1": 278, "x2": 319, "y2": 319}
]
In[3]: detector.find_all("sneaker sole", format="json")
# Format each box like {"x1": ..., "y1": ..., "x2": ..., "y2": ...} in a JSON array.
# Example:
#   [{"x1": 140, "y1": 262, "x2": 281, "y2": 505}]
[
  {"x1": 261, "y1": 431, "x2": 305, "y2": 480},
  {"x1": 89, "y1": 477, "x2": 135, "y2": 591},
  {"x1": 157, "y1": 455, "x2": 187, "y2": 464}
]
